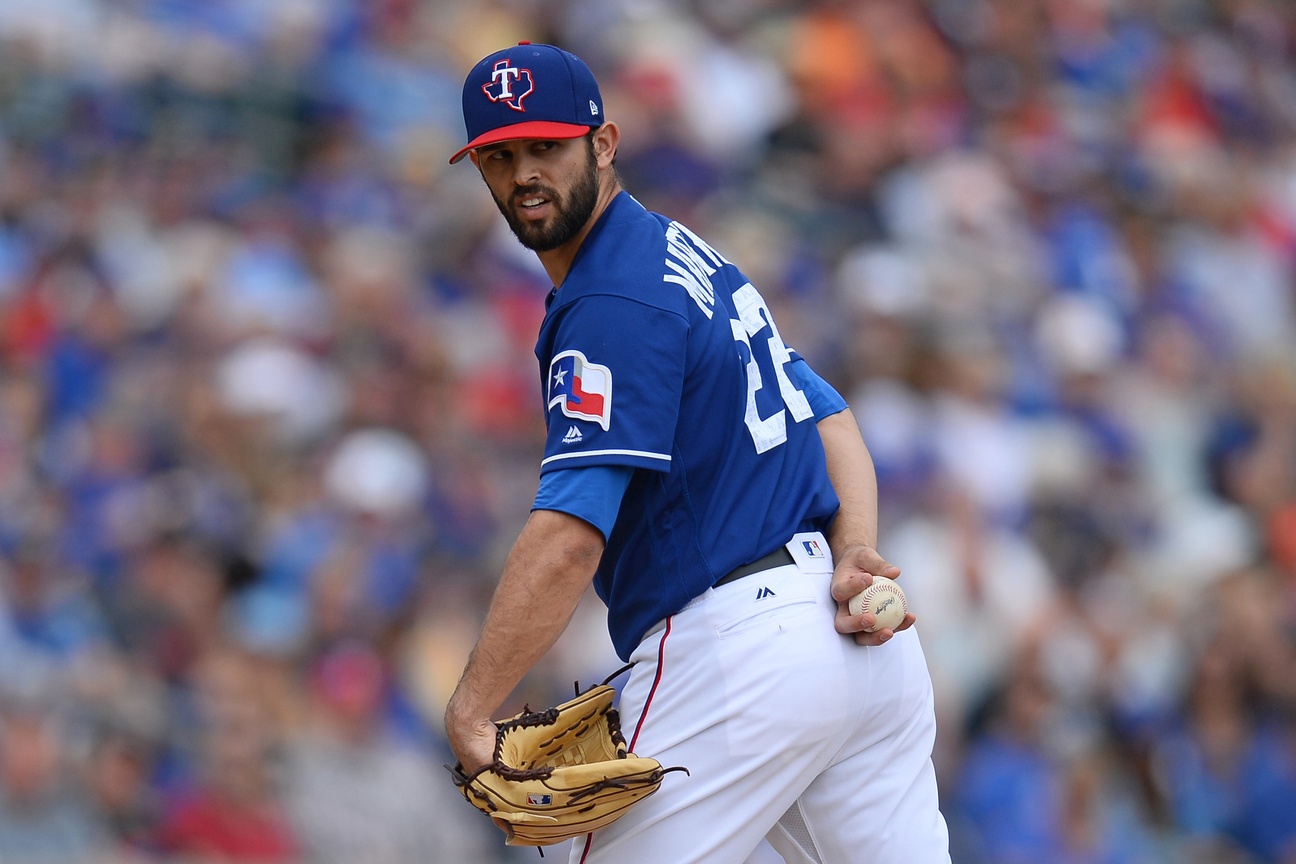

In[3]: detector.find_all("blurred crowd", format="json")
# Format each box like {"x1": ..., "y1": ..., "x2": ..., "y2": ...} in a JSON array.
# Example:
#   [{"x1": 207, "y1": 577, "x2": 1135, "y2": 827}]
[{"x1": 0, "y1": 0, "x2": 1294, "y2": 862}]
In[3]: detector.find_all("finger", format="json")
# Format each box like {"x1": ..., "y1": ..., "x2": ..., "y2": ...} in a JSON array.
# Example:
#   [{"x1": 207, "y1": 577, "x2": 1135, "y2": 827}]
[
  {"x1": 835, "y1": 605, "x2": 876, "y2": 635},
  {"x1": 831, "y1": 575, "x2": 864, "y2": 604},
  {"x1": 854, "y1": 628, "x2": 893, "y2": 647},
  {"x1": 843, "y1": 546, "x2": 900, "y2": 576},
  {"x1": 852, "y1": 612, "x2": 917, "y2": 646},
  {"x1": 830, "y1": 561, "x2": 902, "y2": 603},
  {"x1": 831, "y1": 567, "x2": 880, "y2": 602},
  {"x1": 860, "y1": 559, "x2": 901, "y2": 583},
  {"x1": 855, "y1": 549, "x2": 899, "y2": 574},
  {"x1": 830, "y1": 568, "x2": 893, "y2": 603}
]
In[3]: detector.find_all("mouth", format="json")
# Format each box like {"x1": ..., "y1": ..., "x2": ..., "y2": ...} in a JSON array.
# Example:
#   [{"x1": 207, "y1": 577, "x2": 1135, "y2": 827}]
[{"x1": 513, "y1": 190, "x2": 553, "y2": 219}]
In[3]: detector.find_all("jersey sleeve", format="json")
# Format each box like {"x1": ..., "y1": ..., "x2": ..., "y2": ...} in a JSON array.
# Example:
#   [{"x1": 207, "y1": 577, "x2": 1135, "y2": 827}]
[
  {"x1": 541, "y1": 294, "x2": 689, "y2": 474},
  {"x1": 532, "y1": 464, "x2": 634, "y2": 541},
  {"x1": 788, "y1": 357, "x2": 848, "y2": 421}
]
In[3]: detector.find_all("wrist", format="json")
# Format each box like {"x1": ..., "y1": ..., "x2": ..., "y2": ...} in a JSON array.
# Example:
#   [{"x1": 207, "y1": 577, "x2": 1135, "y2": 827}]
[{"x1": 445, "y1": 689, "x2": 487, "y2": 727}]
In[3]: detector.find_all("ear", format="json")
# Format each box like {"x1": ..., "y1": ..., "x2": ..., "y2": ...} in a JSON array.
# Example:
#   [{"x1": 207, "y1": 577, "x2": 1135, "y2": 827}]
[
  {"x1": 468, "y1": 150, "x2": 482, "y2": 169},
  {"x1": 592, "y1": 123, "x2": 620, "y2": 169}
]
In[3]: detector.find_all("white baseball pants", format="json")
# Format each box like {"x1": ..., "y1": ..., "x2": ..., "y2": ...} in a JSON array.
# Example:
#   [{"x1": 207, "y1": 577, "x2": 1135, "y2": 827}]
[{"x1": 570, "y1": 533, "x2": 951, "y2": 863}]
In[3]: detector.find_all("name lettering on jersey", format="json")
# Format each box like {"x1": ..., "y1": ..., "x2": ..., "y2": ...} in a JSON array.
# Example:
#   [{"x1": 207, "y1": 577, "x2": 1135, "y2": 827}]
[
  {"x1": 663, "y1": 222, "x2": 731, "y2": 317},
  {"x1": 561, "y1": 425, "x2": 583, "y2": 444},
  {"x1": 548, "y1": 350, "x2": 612, "y2": 431}
]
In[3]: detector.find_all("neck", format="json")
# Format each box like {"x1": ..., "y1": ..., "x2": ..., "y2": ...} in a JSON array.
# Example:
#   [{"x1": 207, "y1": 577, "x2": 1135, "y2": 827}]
[{"x1": 536, "y1": 180, "x2": 622, "y2": 287}]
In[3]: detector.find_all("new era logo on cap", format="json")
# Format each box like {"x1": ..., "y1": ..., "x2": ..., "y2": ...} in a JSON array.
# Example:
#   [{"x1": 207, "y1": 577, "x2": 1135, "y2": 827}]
[{"x1": 450, "y1": 42, "x2": 605, "y2": 164}]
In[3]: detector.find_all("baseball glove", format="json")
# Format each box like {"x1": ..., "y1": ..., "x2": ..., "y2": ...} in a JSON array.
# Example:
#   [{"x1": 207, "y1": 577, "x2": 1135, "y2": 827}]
[{"x1": 448, "y1": 682, "x2": 686, "y2": 847}]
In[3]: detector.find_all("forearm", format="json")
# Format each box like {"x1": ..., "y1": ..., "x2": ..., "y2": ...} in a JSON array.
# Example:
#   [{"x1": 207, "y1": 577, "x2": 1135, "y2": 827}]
[
  {"x1": 446, "y1": 509, "x2": 605, "y2": 726},
  {"x1": 817, "y1": 407, "x2": 910, "y2": 641},
  {"x1": 816, "y1": 408, "x2": 880, "y2": 557}
]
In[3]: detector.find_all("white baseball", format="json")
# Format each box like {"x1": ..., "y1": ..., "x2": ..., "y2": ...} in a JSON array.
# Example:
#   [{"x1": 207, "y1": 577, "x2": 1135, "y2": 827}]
[{"x1": 847, "y1": 575, "x2": 907, "y2": 633}]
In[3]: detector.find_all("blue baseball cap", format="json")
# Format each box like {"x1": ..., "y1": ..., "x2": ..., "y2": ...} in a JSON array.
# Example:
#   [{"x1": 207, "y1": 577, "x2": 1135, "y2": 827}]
[{"x1": 449, "y1": 42, "x2": 605, "y2": 164}]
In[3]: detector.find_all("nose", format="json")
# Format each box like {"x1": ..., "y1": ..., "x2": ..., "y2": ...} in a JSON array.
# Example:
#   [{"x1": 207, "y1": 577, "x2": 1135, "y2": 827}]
[{"x1": 510, "y1": 151, "x2": 541, "y2": 187}]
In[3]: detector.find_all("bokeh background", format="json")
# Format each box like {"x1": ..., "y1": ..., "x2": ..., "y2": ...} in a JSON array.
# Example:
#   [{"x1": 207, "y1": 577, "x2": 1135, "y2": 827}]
[{"x1": 0, "y1": 0, "x2": 1294, "y2": 862}]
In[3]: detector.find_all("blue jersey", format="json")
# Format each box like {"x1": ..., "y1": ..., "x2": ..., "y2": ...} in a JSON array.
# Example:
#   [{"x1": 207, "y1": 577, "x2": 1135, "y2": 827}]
[{"x1": 536, "y1": 191, "x2": 840, "y2": 660}]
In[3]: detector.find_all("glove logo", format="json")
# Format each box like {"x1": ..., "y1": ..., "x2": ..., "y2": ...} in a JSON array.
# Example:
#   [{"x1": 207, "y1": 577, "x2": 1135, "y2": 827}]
[
  {"x1": 527, "y1": 793, "x2": 553, "y2": 806},
  {"x1": 549, "y1": 350, "x2": 612, "y2": 431},
  {"x1": 483, "y1": 59, "x2": 534, "y2": 112}
]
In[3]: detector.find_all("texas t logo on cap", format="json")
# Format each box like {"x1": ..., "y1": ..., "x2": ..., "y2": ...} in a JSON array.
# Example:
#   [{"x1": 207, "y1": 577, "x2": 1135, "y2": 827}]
[
  {"x1": 450, "y1": 41, "x2": 605, "y2": 164},
  {"x1": 483, "y1": 59, "x2": 534, "y2": 112}
]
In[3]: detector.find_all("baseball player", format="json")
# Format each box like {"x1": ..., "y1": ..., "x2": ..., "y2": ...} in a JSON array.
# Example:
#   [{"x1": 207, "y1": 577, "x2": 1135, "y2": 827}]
[{"x1": 443, "y1": 42, "x2": 951, "y2": 863}]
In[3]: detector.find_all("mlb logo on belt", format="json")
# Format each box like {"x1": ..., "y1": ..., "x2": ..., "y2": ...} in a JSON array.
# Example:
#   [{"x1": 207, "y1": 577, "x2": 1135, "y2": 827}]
[
  {"x1": 548, "y1": 350, "x2": 612, "y2": 430},
  {"x1": 802, "y1": 539, "x2": 825, "y2": 558}
]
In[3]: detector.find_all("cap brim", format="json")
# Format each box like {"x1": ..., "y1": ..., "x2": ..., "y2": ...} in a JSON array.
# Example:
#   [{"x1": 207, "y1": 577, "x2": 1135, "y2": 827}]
[{"x1": 449, "y1": 120, "x2": 593, "y2": 164}]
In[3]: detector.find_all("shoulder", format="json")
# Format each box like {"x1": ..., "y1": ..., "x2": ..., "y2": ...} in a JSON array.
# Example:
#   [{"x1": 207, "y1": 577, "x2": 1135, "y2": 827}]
[
  {"x1": 574, "y1": 193, "x2": 668, "y2": 276},
  {"x1": 562, "y1": 194, "x2": 729, "y2": 319}
]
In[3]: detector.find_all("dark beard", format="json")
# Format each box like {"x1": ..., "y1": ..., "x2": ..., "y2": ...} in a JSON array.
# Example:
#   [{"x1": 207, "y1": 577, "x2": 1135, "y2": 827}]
[{"x1": 493, "y1": 156, "x2": 600, "y2": 252}]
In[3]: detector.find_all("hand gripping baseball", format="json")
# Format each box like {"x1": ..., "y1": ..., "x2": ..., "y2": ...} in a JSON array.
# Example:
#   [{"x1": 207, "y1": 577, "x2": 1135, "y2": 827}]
[{"x1": 830, "y1": 546, "x2": 915, "y2": 646}]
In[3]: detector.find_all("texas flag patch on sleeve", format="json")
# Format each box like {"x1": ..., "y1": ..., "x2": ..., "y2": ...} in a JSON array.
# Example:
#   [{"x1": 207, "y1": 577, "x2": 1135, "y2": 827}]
[{"x1": 548, "y1": 350, "x2": 612, "y2": 431}]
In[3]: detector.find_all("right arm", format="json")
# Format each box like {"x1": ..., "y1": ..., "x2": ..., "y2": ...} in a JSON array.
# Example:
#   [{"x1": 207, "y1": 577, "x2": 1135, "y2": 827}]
[
  {"x1": 790, "y1": 356, "x2": 914, "y2": 646},
  {"x1": 816, "y1": 407, "x2": 915, "y2": 646}
]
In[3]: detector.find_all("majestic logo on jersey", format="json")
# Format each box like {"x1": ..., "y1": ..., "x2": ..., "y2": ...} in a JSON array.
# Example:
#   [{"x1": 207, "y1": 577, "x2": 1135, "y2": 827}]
[
  {"x1": 548, "y1": 350, "x2": 612, "y2": 431},
  {"x1": 561, "y1": 425, "x2": 583, "y2": 444},
  {"x1": 801, "y1": 539, "x2": 826, "y2": 558},
  {"x1": 482, "y1": 59, "x2": 534, "y2": 112},
  {"x1": 755, "y1": 586, "x2": 776, "y2": 600}
]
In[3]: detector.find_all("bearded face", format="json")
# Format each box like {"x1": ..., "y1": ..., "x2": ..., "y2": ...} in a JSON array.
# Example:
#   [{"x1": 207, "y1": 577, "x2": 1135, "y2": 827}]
[{"x1": 488, "y1": 137, "x2": 601, "y2": 252}]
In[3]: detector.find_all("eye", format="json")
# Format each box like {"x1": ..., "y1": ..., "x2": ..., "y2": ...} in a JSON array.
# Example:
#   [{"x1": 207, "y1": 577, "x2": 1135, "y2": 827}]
[{"x1": 484, "y1": 149, "x2": 510, "y2": 162}]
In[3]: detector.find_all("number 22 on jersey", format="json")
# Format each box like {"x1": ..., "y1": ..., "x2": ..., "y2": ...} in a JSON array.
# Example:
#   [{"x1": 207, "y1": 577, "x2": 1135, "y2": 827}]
[{"x1": 730, "y1": 283, "x2": 813, "y2": 454}]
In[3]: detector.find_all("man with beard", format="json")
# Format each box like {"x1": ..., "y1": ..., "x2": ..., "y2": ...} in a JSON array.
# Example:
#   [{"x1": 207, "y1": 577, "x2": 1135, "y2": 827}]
[{"x1": 443, "y1": 42, "x2": 951, "y2": 864}]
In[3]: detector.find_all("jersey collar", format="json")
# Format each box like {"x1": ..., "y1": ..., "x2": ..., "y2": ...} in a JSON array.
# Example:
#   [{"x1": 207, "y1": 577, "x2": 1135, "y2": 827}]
[{"x1": 554, "y1": 190, "x2": 638, "y2": 294}]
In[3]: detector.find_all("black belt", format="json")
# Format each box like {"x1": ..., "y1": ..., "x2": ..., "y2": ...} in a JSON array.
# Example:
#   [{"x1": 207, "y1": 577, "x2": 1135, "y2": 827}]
[{"x1": 714, "y1": 546, "x2": 795, "y2": 588}]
